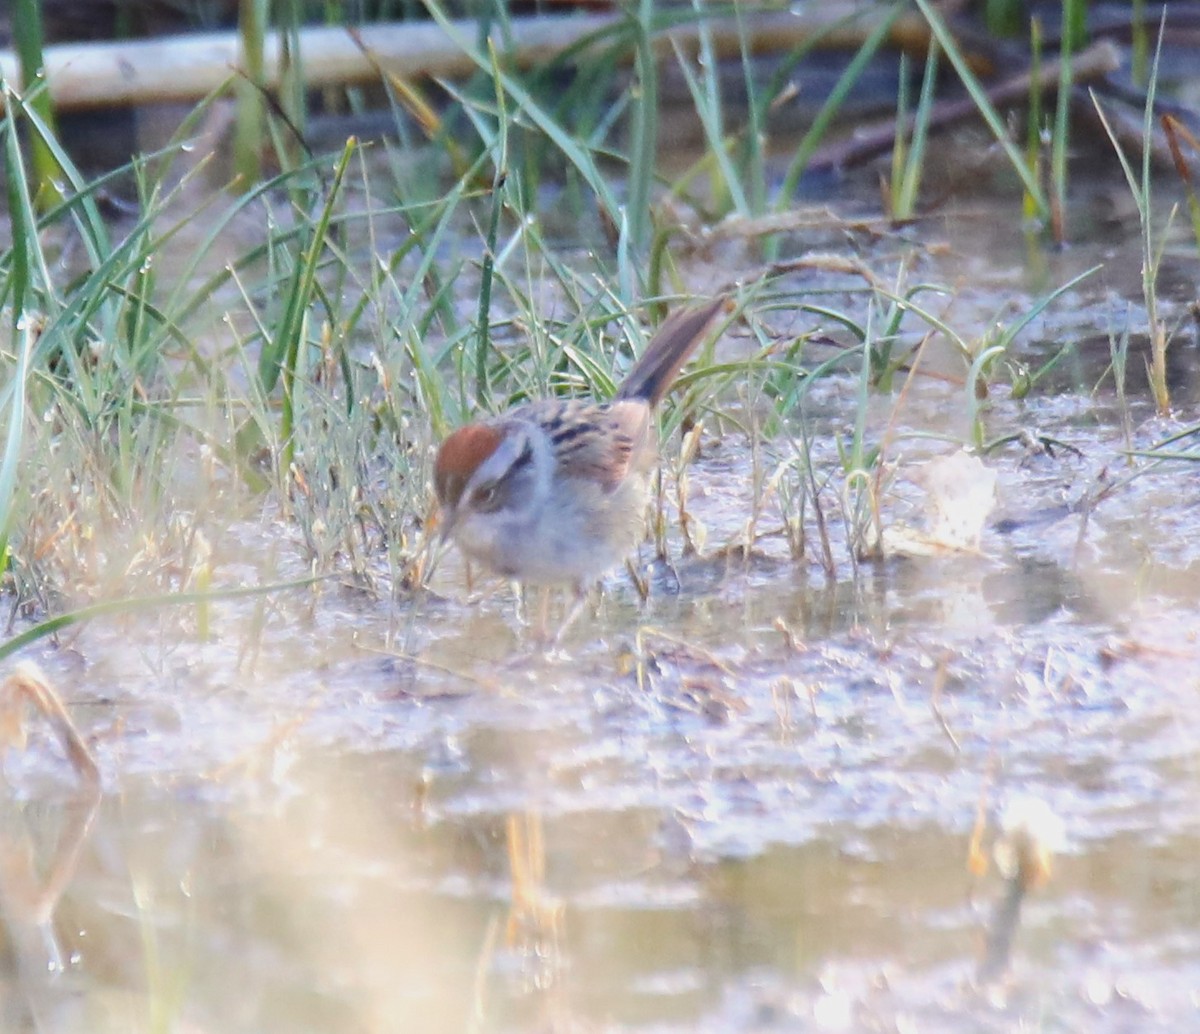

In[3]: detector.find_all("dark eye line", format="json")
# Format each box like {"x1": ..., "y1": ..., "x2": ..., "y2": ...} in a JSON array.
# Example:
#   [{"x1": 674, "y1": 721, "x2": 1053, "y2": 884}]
[
  {"x1": 470, "y1": 480, "x2": 501, "y2": 511},
  {"x1": 509, "y1": 439, "x2": 535, "y2": 472}
]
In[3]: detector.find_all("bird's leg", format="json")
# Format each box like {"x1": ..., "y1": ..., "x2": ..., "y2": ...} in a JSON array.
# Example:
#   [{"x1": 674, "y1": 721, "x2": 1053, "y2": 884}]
[
  {"x1": 625, "y1": 557, "x2": 650, "y2": 603},
  {"x1": 548, "y1": 582, "x2": 591, "y2": 649},
  {"x1": 536, "y1": 584, "x2": 553, "y2": 642},
  {"x1": 512, "y1": 581, "x2": 529, "y2": 627},
  {"x1": 503, "y1": 586, "x2": 556, "y2": 663}
]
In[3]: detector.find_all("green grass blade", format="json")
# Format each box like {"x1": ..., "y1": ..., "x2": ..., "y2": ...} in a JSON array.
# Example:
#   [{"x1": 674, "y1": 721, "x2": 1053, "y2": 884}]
[
  {"x1": 421, "y1": 0, "x2": 621, "y2": 230},
  {"x1": 11, "y1": 0, "x2": 65, "y2": 208},
  {"x1": 474, "y1": 39, "x2": 511, "y2": 408},
  {"x1": 670, "y1": 24, "x2": 749, "y2": 217},
  {"x1": 913, "y1": 0, "x2": 1048, "y2": 218},
  {"x1": 896, "y1": 39, "x2": 939, "y2": 218},
  {"x1": 0, "y1": 576, "x2": 334, "y2": 665},
  {"x1": 626, "y1": 0, "x2": 659, "y2": 253},
  {"x1": 271, "y1": 138, "x2": 357, "y2": 473},
  {"x1": 776, "y1": 4, "x2": 900, "y2": 207}
]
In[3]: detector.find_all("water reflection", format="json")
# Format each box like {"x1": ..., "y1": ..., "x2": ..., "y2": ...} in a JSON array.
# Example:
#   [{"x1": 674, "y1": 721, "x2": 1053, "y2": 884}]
[{"x1": 3, "y1": 585, "x2": 1200, "y2": 1032}]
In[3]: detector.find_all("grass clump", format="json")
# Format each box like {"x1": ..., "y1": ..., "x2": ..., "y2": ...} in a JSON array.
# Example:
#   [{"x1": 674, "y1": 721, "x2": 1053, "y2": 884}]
[{"x1": 0, "y1": 0, "x2": 1192, "y2": 653}]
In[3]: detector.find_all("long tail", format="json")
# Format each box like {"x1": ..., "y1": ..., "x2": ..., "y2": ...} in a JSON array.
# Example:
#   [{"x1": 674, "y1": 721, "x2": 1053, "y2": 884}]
[{"x1": 614, "y1": 296, "x2": 727, "y2": 406}]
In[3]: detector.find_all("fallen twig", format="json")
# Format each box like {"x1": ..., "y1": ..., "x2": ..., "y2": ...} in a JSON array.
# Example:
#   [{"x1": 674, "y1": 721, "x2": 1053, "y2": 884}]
[{"x1": 810, "y1": 40, "x2": 1120, "y2": 173}]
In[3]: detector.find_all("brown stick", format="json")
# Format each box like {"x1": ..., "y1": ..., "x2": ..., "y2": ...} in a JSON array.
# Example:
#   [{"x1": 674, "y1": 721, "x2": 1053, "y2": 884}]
[
  {"x1": 809, "y1": 39, "x2": 1121, "y2": 174},
  {"x1": 0, "y1": 663, "x2": 100, "y2": 788}
]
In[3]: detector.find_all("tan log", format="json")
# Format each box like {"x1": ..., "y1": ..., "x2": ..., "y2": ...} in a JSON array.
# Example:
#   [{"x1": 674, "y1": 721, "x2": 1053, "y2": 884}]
[
  {"x1": 0, "y1": 17, "x2": 601, "y2": 110},
  {"x1": 0, "y1": 7, "x2": 930, "y2": 113}
]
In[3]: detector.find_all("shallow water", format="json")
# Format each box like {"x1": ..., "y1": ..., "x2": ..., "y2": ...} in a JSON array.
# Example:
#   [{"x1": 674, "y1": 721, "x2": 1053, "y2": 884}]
[
  {"x1": 10, "y1": 394, "x2": 1200, "y2": 1032},
  {"x1": 5, "y1": 125, "x2": 1200, "y2": 1033}
]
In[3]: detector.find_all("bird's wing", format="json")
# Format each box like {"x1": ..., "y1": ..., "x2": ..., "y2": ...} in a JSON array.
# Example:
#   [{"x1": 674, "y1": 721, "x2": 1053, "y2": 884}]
[{"x1": 526, "y1": 399, "x2": 651, "y2": 491}]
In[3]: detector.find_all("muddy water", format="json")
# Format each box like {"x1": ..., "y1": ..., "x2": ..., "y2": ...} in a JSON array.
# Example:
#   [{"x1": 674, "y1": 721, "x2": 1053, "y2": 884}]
[{"x1": 5, "y1": 147, "x2": 1200, "y2": 1032}]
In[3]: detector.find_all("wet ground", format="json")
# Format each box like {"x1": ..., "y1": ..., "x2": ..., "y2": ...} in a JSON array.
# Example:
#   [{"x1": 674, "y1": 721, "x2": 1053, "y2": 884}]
[{"x1": 4, "y1": 122, "x2": 1200, "y2": 1033}]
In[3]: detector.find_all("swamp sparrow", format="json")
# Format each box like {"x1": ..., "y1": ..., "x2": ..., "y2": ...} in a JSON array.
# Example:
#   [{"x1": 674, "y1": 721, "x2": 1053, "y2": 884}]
[{"x1": 434, "y1": 297, "x2": 727, "y2": 592}]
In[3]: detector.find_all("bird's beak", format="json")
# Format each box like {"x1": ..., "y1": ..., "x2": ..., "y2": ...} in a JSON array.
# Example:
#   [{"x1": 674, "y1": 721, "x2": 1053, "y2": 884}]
[
  {"x1": 434, "y1": 504, "x2": 459, "y2": 545},
  {"x1": 417, "y1": 504, "x2": 457, "y2": 586}
]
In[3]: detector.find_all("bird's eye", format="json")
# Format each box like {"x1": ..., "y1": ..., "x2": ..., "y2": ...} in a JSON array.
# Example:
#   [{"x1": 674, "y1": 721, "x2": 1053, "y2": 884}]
[{"x1": 471, "y1": 484, "x2": 500, "y2": 511}]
